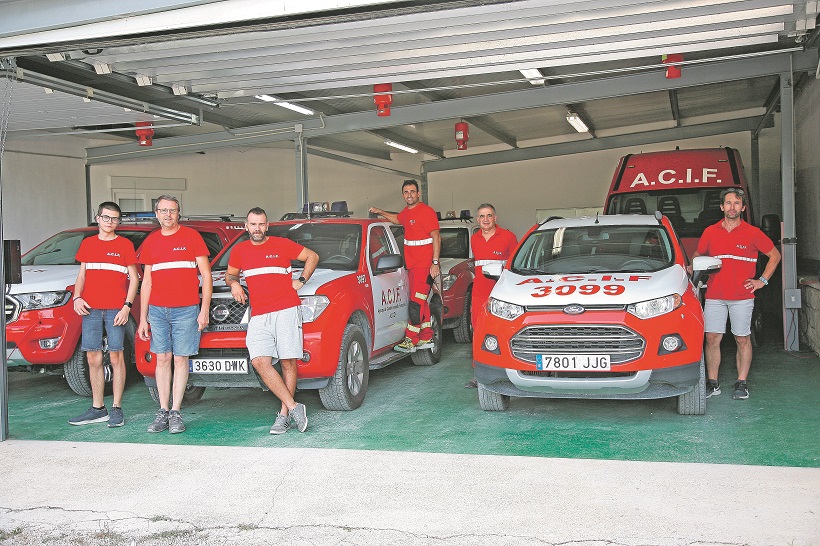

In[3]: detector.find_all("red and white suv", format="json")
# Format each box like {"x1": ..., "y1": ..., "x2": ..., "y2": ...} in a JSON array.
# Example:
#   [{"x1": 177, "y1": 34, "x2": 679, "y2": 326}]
[
  {"x1": 472, "y1": 213, "x2": 721, "y2": 415},
  {"x1": 135, "y1": 218, "x2": 443, "y2": 410},
  {"x1": 5, "y1": 218, "x2": 244, "y2": 396}
]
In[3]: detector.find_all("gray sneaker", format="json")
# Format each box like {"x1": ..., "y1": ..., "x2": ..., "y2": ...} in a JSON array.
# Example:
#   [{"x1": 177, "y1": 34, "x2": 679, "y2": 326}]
[
  {"x1": 168, "y1": 410, "x2": 186, "y2": 434},
  {"x1": 706, "y1": 379, "x2": 721, "y2": 398},
  {"x1": 732, "y1": 380, "x2": 749, "y2": 400},
  {"x1": 288, "y1": 403, "x2": 308, "y2": 433},
  {"x1": 107, "y1": 406, "x2": 124, "y2": 428},
  {"x1": 147, "y1": 408, "x2": 169, "y2": 433},
  {"x1": 269, "y1": 413, "x2": 290, "y2": 435},
  {"x1": 69, "y1": 406, "x2": 108, "y2": 426}
]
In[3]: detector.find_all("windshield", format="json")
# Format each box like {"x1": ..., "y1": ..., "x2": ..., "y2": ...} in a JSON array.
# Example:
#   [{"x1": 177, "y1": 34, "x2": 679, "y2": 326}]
[
  {"x1": 512, "y1": 225, "x2": 674, "y2": 275},
  {"x1": 213, "y1": 223, "x2": 362, "y2": 271},
  {"x1": 22, "y1": 230, "x2": 150, "y2": 266},
  {"x1": 440, "y1": 227, "x2": 470, "y2": 259}
]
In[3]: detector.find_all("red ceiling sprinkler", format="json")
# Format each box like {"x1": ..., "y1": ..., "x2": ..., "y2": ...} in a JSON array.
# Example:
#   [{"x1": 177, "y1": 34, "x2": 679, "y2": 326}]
[
  {"x1": 373, "y1": 83, "x2": 393, "y2": 116},
  {"x1": 135, "y1": 121, "x2": 154, "y2": 146},
  {"x1": 662, "y1": 54, "x2": 683, "y2": 79},
  {"x1": 455, "y1": 121, "x2": 469, "y2": 150}
]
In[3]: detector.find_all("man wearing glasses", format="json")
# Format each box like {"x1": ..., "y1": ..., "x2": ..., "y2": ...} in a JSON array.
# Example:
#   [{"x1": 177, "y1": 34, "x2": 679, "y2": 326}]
[
  {"x1": 693, "y1": 188, "x2": 780, "y2": 401},
  {"x1": 69, "y1": 202, "x2": 139, "y2": 427},
  {"x1": 138, "y1": 195, "x2": 213, "y2": 433}
]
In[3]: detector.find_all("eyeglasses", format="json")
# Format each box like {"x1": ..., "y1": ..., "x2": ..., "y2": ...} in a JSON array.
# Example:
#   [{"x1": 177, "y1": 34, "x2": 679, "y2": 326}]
[
  {"x1": 156, "y1": 208, "x2": 179, "y2": 215},
  {"x1": 98, "y1": 214, "x2": 121, "y2": 224}
]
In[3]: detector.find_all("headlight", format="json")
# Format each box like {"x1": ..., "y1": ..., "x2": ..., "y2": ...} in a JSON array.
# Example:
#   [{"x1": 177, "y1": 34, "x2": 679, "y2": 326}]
[
  {"x1": 441, "y1": 273, "x2": 457, "y2": 291},
  {"x1": 299, "y1": 295, "x2": 330, "y2": 323},
  {"x1": 16, "y1": 291, "x2": 72, "y2": 311},
  {"x1": 627, "y1": 294, "x2": 681, "y2": 319},
  {"x1": 489, "y1": 297, "x2": 524, "y2": 321}
]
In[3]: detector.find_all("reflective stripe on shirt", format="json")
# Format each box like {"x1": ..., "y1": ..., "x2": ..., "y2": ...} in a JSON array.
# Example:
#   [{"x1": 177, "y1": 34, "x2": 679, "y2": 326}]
[
  {"x1": 151, "y1": 260, "x2": 197, "y2": 271},
  {"x1": 714, "y1": 254, "x2": 757, "y2": 263},
  {"x1": 474, "y1": 259, "x2": 506, "y2": 266},
  {"x1": 85, "y1": 262, "x2": 129, "y2": 274},
  {"x1": 405, "y1": 238, "x2": 433, "y2": 246},
  {"x1": 244, "y1": 266, "x2": 293, "y2": 277}
]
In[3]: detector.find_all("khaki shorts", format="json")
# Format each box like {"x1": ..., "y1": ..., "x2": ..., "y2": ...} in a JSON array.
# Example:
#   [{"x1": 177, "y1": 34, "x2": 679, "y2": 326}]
[
  {"x1": 246, "y1": 306, "x2": 303, "y2": 361},
  {"x1": 703, "y1": 298, "x2": 754, "y2": 337}
]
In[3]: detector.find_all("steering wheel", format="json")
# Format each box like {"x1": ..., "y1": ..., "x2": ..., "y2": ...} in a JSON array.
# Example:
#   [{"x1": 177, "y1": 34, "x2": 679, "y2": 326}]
[
  {"x1": 620, "y1": 259, "x2": 653, "y2": 271},
  {"x1": 326, "y1": 254, "x2": 353, "y2": 264}
]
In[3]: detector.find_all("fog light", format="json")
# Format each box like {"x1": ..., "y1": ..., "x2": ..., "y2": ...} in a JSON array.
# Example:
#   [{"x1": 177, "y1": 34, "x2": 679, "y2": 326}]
[
  {"x1": 483, "y1": 335, "x2": 500, "y2": 354},
  {"x1": 301, "y1": 351, "x2": 311, "y2": 363},
  {"x1": 145, "y1": 352, "x2": 153, "y2": 363},
  {"x1": 39, "y1": 337, "x2": 60, "y2": 349},
  {"x1": 660, "y1": 335, "x2": 683, "y2": 354}
]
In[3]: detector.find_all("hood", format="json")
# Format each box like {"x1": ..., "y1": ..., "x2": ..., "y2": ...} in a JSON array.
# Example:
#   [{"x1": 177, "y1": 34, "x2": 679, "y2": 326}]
[
  {"x1": 490, "y1": 265, "x2": 689, "y2": 307},
  {"x1": 9, "y1": 265, "x2": 80, "y2": 294},
  {"x1": 210, "y1": 267, "x2": 355, "y2": 296},
  {"x1": 439, "y1": 257, "x2": 470, "y2": 275}
]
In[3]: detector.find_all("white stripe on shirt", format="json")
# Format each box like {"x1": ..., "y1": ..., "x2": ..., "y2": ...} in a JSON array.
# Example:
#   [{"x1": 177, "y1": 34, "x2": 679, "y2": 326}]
[
  {"x1": 85, "y1": 262, "x2": 128, "y2": 274},
  {"x1": 405, "y1": 238, "x2": 433, "y2": 246},
  {"x1": 715, "y1": 254, "x2": 757, "y2": 263},
  {"x1": 244, "y1": 266, "x2": 292, "y2": 277},
  {"x1": 474, "y1": 259, "x2": 506, "y2": 266},
  {"x1": 152, "y1": 260, "x2": 197, "y2": 271}
]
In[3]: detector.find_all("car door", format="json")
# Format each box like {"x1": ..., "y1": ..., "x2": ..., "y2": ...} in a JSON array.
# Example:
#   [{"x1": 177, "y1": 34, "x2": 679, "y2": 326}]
[{"x1": 368, "y1": 224, "x2": 408, "y2": 350}]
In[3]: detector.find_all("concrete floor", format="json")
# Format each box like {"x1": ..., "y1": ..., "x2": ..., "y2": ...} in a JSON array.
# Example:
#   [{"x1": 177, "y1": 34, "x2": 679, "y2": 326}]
[{"x1": 0, "y1": 329, "x2": 818, "y2": 545}]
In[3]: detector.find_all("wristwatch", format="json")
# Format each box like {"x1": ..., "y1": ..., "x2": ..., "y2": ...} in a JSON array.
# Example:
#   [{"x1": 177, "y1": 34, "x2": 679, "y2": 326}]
[
  {"x1": 298, "y1": 276, "x2": 307, "y2": 284},
  {"x1": 758, "y1": 276, "x2": 768, "y2": 286},
  {"x1": 432, "y1": 260, "x2": 440, "y2": 265},
  {"x1": 124, "y1": 301, "x2": 133, "y2": 308}
]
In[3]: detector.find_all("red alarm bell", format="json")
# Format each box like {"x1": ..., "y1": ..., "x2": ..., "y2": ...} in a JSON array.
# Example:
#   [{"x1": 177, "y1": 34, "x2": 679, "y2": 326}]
[
  {"x1": 455, "y1": 121, "x2": 469, "y2": 150},
  {"x1": 373, "y1": 83, "x2": 393, "y2": 116},
  {"x1": 135, "y1": 121, "x2": 154, "y2": 147}
]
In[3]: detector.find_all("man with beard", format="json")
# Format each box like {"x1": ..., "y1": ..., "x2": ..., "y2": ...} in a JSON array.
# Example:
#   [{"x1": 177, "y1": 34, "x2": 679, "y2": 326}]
[
  {"x1": 693, "y1": 188, "x2": 780, "y2": 401},
  {"x1": 138, "y1": 195, "x2": 212, "y2": 434},
  {"x1": 225, "y1": 207, "x2": 319, "y2": 434}
]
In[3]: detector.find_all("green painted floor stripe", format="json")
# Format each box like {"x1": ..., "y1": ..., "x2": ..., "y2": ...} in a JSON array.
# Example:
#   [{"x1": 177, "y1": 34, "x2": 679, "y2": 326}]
[{"x1": 6, "y1": 332, "x2": 819, "y2": 467}]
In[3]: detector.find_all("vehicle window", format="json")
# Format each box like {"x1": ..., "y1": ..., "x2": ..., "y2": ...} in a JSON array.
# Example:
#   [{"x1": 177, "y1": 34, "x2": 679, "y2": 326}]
[
  {"x1": 512, "y1": 225, "x2": 674, "y2": 275},
  {"x1": 368, "y1": 225, "x2": 394, "y2": 272},
  {"x1": 21, "y1": 229, "x2": 151, "y2": 266},
  {"x1": 440, "y1": 227, "x2": 469, "y2": 259},
  {"x1": 213, "y1": 224, "x2": 362, "y2": 271},
  {"x1": 198, "y1": 232, "x2": 224, "y2": 261},
  {"x1": 605, "y1": 188, "x2": 747, "y2": 239}
]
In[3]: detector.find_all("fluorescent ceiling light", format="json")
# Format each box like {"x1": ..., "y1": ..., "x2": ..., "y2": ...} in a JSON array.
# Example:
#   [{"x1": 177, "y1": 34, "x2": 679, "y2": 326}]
[
  {"x1": 566, "y1": 111, "x2": 589, "y2": 133},
  {"x1": 135, "y1": 74, "x2": 152, "y2": 86},
  {"x1": 45, "y1": 53, "x2": 65, "y2": 62},
  {"x1": 254, "y1": 94, "x2": 315, "y2": 116},
  {"x1": 519, "y1": 68, "x2": 545, "y2": 85},
  {"x1": 384, "y1": 140, "x2": 418, "y2": 153}
]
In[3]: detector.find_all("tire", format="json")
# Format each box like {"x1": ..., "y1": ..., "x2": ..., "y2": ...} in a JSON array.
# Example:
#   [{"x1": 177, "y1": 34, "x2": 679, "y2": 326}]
[
  {"x1": 453, "y1": 288, "x2": 472, "y2": 344},
  {"x1": 147, "y1": 385, "x2": 206, "y2": 407},
  {"x1": 64, "y1": 320, "x2": 136, "y2": 397},
  {"x1": 750, "y1": 304, "x2": 764, "y2": 348},
  {"x1": 477, "y1": 382, "x2": 509, "y2": 411},
  {"x1": 677, "y1": 357, "x2": 706, "y2": 415},
  {"x1": 319, "y1": 324, "x2": 370, "y2": 411},
  {"x1": 411, "y1": 304, "x2": 443, "y2": 366}
]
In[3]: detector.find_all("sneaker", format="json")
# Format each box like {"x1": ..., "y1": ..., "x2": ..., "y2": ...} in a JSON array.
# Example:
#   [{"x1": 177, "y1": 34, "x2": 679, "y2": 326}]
[
  {"x1": 394, "y1": 337, "x2": 416, "y2": 353},
  {"x1": 732, "y1": 380, "x2": 749, "y2": 400},
  {"x1": 168, "y1": 410, "x2": 186, "y2": 434},
  {"x1": 464, "y1": 379, "x2": 478, "y2": 389},
  {"x1": 706, "y1": 379, "x2": 721, "y2": 398},
  {"x1": 147, "y1": 408, "x2": 169, "y2": 433},
  {"x1": 288, "y1": 403, "x2": 308, "y2": 433},
  {"x1": 269, "y1": 413, "x2": 290, "y2": 435},
  {"x1": 107, "y1": 407, "x2": 124, "y2": 428},
  {"x1": 416, "y1": 338, "x2": 435, "y2": 351},
  {"x1": 68, "y1": 406, "x2": 108, "y2": 426}
]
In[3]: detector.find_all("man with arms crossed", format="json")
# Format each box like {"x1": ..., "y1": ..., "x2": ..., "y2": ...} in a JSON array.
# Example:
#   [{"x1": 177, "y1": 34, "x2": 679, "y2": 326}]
[
  {"x1": 225, "y1": 207, "x2": 319, "y2": 434},
  {"x1": 465, "y1": 203, "x2": 517, "y2": 388},
  {"x1": 138, "y1": 196, "x2": 212, "y2": 433},
  {"x1": 693, "y1": 188, "x2": 780, "y2": 400},
  {"x1": 369, "y1": 180, "x2": 441, "y2": 353},
  {"x1": 69, "y1": 202, "x2": 139, "y2": 427}
]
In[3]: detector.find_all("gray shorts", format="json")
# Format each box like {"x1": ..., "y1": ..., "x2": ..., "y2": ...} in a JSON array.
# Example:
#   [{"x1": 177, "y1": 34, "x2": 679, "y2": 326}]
[
  {"x1": 703, "y1": 299, "x2": 754, "y2": 337},
  {"x1": 246, "y1": 306, "x2": 303, "y2": 361}
]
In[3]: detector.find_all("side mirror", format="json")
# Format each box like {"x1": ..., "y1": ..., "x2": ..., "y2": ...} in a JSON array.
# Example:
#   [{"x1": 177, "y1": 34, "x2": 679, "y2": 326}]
[
  {"x1": 482, "y1": 262, "x2": 503, "y2": 280},
  {"x1": 691, "y1": 255, "x2": 722, "y2": 285},
  {"x1": 375, "y1": 253, "x2": 402, "y2": 272},
  {"x1": 761, "y1": 214, "x2": 780, "y2": 244}
]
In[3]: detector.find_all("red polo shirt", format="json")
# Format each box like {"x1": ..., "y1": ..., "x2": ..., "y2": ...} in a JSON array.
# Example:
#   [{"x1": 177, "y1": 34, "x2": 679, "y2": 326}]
[{"x1": 697, "y1": 220, "x2": 774, "y2": 300}]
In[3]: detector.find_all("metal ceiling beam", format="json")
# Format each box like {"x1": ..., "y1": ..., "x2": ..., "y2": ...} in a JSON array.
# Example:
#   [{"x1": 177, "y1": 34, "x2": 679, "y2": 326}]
[
  {"x1": 753, "y1": 77, "x2": 783, "y2": 138},
  {"x1": 86, "y1": 50, "x2": 818, "y2": 164},
  {"x1": 668, "y1": 90, "x2": 681, "y2": 127},
  {"x1": 308, "y1": 137, "x2": 392, "y2": 161},
  {"x1": 422, "y1": 116, "x2": 775, "y2": 174},
  {"x1": 307, "y1": 148, "x2": 419, "y2": 180}
]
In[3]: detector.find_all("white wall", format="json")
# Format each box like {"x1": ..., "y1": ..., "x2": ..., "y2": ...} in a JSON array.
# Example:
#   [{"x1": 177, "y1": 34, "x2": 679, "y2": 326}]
[
  {"x1": 1, "y1": 136, "x2": 88, "y2": 252},
  {"x1": 795, "y1": 75, "x2": 820, "y2": 263}
]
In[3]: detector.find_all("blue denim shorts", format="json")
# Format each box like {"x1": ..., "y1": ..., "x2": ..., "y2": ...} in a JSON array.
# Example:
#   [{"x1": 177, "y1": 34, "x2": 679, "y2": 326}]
[
  {"x1": 147, "y1": 304, "x2": 201, "y2": 356},
  {"x1": 81, "y1": 309, "x2": 125, "y2": 352}
]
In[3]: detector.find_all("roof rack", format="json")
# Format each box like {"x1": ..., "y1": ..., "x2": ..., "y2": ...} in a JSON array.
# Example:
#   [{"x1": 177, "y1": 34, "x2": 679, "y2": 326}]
[
  {"x1": 280, "y1": 211, "x2": 354, "y2": 221},
  {"x1": 181, "y1": 214, "x2": 243, "y2": 222}
]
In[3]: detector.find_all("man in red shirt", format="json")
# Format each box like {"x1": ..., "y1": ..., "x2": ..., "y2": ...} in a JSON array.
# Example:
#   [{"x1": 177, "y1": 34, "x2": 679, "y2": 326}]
[
  {"x1": 693, "y1": 188, "x2": 780, "y2": 400},
  {"x1": 138, "y1": 195, "x2": 213, "y2": 434},
  {"x1": 225, "y1": 207, "x2": 319, "y2": 434},
  {"x1": 465, "y1": 203, "x2": 517, "y2": 388},
  {"x1": 370, "y1": 180, "x2": 440, "y2": 353},
  {"x1": 69, "y1": 202, "x2": 139, "y2": 427}
]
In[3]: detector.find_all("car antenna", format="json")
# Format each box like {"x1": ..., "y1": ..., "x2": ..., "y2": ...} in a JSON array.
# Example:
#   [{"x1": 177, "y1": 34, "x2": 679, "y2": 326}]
[{"x1": 594, "y1": 212, "x2": 600, "y2": 224}]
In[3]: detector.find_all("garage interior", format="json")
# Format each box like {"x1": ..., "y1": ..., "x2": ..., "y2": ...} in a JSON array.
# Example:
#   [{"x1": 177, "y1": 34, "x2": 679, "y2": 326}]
[{"x1": 0, "y1": 2, "x2": 818, "y2": 544}]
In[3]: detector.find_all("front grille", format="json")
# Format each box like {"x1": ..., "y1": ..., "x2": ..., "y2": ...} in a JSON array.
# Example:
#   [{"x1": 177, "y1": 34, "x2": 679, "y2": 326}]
[
  {"x1": 205, "y1": 294, "x2": 248, "y2": 331},
  {"x1": 194, "y1": 348, "x2": 249, "y2": 359},
  {"x1": 5, "y1": 295, "x2": 21, "y2": 323},
  {"x1": 510, "y1": 324, "x2": 644, "y2": 364},
  {"x1": 520, "y1": 370, "x2": 636, "y2": 379}
]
